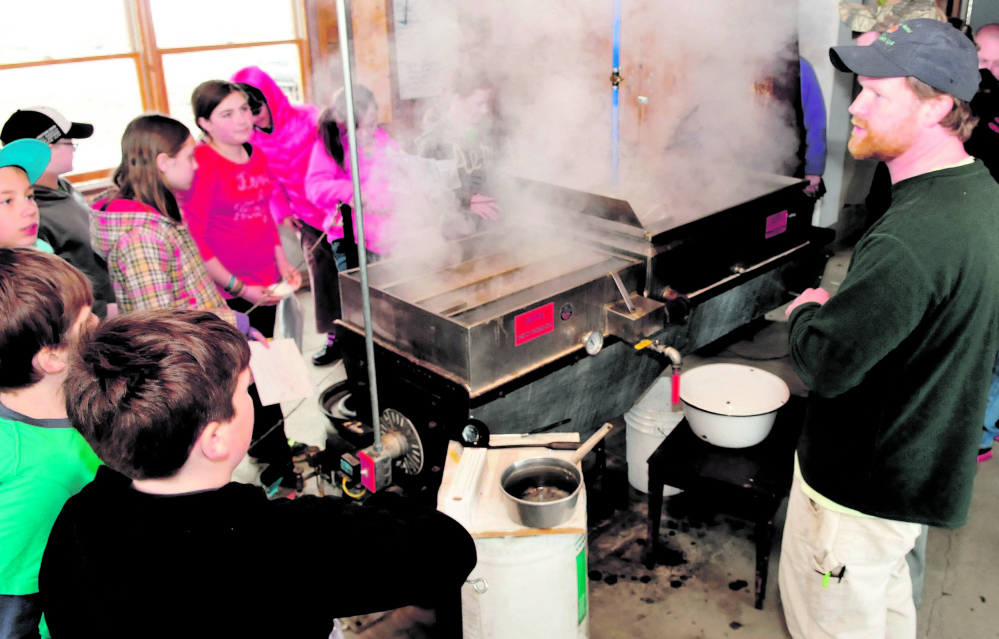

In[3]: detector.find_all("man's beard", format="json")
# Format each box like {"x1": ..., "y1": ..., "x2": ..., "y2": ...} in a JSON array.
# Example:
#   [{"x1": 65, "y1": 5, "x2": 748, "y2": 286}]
[{"x1": 848, "y1": 116, "x2": 916, "y2": 161}]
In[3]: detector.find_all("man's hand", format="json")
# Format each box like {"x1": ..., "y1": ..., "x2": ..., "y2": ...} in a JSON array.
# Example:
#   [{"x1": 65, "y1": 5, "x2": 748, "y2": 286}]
[
  {"x1": 786, "y1": 287, "x2": 831, "y2": 318},
  {"x1": 470, "y1": 194, "x2": 501, "y2": 220},
  {"x1": 804, "y1": 175, "x2": 822, "y2": 197}
]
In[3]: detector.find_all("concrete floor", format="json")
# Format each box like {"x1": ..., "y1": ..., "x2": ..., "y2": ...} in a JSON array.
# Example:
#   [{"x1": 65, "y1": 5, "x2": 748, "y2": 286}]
[{"x1": 238, "y1": 246, "x2": 999, "y2": 638}]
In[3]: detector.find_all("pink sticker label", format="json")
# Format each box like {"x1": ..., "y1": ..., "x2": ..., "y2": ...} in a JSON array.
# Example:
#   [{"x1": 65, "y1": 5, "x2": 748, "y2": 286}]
[
  {"x1": 515, "y1": 303, "x2": 555, "y2": 346},
  {"x1": 765, "y1": 210, "x2": 789, "y2": 239},
  {"x1": 358, "y1": 450, "x2": 376, "y2": 492}
]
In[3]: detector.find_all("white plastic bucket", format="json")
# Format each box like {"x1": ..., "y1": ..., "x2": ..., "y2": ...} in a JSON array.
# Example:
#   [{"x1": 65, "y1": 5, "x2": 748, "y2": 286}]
[
  {"x1": 625, "y1": 377, "x2": 685, "y2": 495},
  {"x1": 462, "y1": 532, "x2": 589, "y2": 639}
]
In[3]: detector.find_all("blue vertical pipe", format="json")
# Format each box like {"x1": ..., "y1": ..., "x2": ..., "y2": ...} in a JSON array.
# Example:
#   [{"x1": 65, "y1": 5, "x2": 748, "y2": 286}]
[{"x1": 612, "y1": 0, "x2": 621, "y2": 184}]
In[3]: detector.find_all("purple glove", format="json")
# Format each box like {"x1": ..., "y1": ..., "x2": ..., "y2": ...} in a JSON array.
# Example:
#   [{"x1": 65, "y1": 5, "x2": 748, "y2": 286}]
[{"x1": 235, "y1": 312, "x2": 252, "y2": 337}]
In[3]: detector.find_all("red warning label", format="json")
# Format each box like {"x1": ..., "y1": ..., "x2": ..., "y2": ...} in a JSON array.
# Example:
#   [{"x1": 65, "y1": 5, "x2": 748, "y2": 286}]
[
  {"x1": 515, "y1": 303, "x2": 555, "y2": 346},
  {"x1": 765, "y1": 210, "x2": 788, "y2": 239}
]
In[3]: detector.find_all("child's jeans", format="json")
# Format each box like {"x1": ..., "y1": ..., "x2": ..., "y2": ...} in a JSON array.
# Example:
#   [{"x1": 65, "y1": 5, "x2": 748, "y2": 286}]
[{"x1": 982, "y1": 352, "x2": 999, "y2": 449}]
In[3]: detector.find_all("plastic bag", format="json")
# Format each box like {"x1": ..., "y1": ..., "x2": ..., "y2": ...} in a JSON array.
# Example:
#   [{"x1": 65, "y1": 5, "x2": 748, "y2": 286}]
[{"x1": 275, "y1": 293, "x2": 305, "y2": 352}]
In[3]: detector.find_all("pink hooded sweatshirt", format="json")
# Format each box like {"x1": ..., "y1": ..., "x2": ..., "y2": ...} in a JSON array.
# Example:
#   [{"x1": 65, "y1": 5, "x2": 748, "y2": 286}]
[
  {"x1": 305, "y1": 129, "x2": 401, "y2": 255},
  {"x1": 230, "y1": 66, "x2": 327, "y2": 230}
]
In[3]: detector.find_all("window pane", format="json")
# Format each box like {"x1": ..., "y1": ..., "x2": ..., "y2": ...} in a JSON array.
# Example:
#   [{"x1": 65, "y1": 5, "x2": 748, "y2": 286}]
[
  {"x1": 162, "y1": 44, "x2": 303, "y2": 134},
  {"x1": 0, "y1": 59, "x2": 144, "y2": 175},
  {"x1": 150, "y1": 0, "x2": 296, "y2": 49},
  {"x1": 0, "y1": 0, "x2": 131, "y2": 64}
]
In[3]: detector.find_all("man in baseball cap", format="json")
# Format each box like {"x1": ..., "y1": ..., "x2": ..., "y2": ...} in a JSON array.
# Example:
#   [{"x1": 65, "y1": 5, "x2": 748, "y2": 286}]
[
  {"x1": 0, "y1": 107, "x2": 114, "y2": 317},
  {"x1": 778, "y1": 19, "x2": 999, "y2": 638}
]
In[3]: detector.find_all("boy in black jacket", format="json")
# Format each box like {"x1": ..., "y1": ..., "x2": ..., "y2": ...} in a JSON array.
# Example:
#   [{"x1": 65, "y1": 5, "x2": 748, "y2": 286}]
[{"x1": 40, "y1": 309, "x2": 475, "y2": 639}]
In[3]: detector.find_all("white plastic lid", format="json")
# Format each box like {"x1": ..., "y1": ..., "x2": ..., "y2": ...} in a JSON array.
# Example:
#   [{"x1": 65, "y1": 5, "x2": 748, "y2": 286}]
[{"x1": 679, "y1": 363, "x2": 790, "y2": 417}]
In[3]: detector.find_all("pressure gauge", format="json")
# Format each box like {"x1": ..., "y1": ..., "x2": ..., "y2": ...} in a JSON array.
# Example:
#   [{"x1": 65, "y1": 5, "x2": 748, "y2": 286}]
[{"x1": 584, "y1": 331, "x2": 604, "y2": 356}]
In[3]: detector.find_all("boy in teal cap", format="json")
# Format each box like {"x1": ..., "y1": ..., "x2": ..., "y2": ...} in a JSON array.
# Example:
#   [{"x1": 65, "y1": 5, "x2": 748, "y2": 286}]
[{"x1": 0, "y1": 139, "x2": 53, "y2": 252}]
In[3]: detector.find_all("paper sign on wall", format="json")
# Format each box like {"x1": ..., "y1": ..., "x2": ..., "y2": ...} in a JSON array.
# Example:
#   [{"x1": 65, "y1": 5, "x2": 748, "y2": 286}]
[{"x1": 392, "y1": 0, "x2": 460, "y2": 100}]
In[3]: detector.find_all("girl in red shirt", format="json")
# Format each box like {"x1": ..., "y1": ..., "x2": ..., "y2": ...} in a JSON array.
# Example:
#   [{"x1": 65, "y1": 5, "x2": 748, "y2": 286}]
[{"x1": 180, "y1": 80, "x2": 303, "y2": 496}]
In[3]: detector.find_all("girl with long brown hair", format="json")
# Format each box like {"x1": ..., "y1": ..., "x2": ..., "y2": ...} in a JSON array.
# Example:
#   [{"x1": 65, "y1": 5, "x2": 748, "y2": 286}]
[{"x1": 92, "y1": 112, "x2": 299, "y2": 497}]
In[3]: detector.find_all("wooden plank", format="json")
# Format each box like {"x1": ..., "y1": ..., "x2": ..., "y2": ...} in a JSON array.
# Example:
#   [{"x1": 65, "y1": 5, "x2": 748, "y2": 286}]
[
  {"x1": 0, "y1": 53, "x2": 137, "y2": 72},
  {"x1": 129, "y1": 0, "x2": 167, "y2": 113},
  {"x1": 351, "y1": 0, "x2": 394, "y2": 122},
  {"x1": 156, "y1": 39, "x2": 301, "y2": 55}
]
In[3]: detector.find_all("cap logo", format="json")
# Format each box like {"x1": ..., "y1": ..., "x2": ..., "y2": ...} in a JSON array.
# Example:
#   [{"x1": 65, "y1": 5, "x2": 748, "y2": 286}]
[{"x1": 37, "y1": 124, "x2": 62, "y2": 144}]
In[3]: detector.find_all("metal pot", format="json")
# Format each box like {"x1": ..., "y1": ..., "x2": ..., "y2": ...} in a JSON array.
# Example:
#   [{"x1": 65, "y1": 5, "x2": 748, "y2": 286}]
[
  {"x1": 500, "y1": 457, "x2": 583, "y2": 528},
  {"x1": 679, "y1": 364, "x2": 789, "y2": 448},
  {"x1": 499, "y1": 423, "x2": 613, "y2": 528}
]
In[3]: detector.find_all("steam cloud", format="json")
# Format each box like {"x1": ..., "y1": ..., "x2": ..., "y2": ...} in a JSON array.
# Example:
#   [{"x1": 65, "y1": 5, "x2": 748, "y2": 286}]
[{"x1": 338, "y1": 0, "x2": 803, "y2": 312}]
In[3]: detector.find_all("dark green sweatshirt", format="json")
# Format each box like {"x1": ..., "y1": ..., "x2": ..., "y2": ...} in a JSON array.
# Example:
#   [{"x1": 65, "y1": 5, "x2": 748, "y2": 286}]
[
  {"x1": 34, "y1": 178, "x2": 115, "y2": 318},
  {"x1": 789, "y1": 160, "x2": 999, "y2": 528}
]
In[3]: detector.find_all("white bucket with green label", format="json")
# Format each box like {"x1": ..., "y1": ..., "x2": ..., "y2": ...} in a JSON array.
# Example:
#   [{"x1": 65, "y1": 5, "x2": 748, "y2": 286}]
[{"x1": 462, "y1": 532, "x2": 588, "y2": 639}]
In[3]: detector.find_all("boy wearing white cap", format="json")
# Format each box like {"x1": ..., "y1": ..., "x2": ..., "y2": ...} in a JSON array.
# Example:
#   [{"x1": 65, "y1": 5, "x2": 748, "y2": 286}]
[{"x1": 1, "y1": 108, "x2": 115, "y2": 317}]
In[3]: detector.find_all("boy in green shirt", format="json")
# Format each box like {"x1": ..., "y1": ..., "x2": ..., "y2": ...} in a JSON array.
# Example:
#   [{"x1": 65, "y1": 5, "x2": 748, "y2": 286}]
[{"x1": 0, "y1": 246, "x2": 101, "y2": 639}]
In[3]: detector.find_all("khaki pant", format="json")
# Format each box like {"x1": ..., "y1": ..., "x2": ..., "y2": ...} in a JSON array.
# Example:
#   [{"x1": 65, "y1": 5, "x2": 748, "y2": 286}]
[{"x1": 778, "y1": 475, "x2": 922, "y2": 638}]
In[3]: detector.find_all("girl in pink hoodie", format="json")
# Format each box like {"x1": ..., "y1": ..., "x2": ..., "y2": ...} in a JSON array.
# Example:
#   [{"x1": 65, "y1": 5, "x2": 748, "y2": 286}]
[
  {"x1": 231, "y1": 66, "x2": 343, "y2": 366},
  {"x1": 305, "y1": 86, "x2": 401, "y2": 264}
]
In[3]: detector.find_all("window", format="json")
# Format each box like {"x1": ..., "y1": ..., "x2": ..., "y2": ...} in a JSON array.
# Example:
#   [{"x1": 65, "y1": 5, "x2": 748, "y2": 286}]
[{"x1": 0, "y1": 0, "x2": 310, "y2": 181}]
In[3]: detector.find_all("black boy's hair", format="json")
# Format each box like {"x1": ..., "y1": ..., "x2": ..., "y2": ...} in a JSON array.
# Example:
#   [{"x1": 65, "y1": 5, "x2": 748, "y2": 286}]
[
  {"x1": 0, "y1": 248, "x2": 93, "y2": 391},
  {"x1": 65, "y1": 309, "x2": 250, "y2": 480}
]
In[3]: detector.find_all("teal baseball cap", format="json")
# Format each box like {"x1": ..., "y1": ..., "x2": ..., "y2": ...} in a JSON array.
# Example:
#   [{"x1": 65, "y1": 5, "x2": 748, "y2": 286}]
[{"x1": 0, "y1": 138, "x2": 51, "y2": 184}]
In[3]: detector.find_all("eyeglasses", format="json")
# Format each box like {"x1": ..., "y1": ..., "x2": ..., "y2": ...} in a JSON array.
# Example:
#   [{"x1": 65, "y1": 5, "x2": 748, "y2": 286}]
[{"x1": 52, "y1": 141, "x2": 78, "y2": 149}]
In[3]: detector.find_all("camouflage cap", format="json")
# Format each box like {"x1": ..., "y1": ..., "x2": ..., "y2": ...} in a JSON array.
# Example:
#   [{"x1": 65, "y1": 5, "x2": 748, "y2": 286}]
[{"x1": 839, "y1": 1, "x2": 946, "y2": 34}]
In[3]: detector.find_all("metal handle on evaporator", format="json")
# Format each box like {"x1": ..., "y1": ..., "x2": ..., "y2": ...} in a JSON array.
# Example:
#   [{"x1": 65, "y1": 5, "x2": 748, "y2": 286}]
[{"x1": 610, "y1": 272, "x2": 636, "y2": 313}]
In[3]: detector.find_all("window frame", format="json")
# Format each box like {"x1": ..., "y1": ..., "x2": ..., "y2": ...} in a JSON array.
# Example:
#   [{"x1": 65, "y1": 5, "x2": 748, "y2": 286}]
[{"x1": 0, "y1": 0, "x2": 312, "y2": 184}]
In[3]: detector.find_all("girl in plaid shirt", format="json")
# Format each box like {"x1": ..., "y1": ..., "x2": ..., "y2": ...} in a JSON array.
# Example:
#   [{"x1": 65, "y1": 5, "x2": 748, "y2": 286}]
[
  {"x1": 91, "y1": 114, "x2": 298, "y2": 496},
  {"x1": 91, "y1": 114, "x2": 252, "y2": 333}
]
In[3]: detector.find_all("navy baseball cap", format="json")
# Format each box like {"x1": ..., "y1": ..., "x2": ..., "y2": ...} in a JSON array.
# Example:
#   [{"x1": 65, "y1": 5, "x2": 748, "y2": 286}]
[{"x1": 829, "y1": 18, "x2": 980, "y2": 102}]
